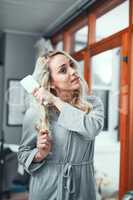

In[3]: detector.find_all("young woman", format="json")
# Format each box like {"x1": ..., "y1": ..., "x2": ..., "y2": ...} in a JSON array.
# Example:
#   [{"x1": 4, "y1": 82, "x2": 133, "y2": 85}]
[{"x1": 18, "y1": 51, "x2": 104, "y2": 200}]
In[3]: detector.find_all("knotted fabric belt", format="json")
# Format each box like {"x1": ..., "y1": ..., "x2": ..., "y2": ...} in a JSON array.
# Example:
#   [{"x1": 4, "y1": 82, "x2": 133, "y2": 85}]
[{"x1": 46, "y1": 159, "x2": 93, "y2": 195}]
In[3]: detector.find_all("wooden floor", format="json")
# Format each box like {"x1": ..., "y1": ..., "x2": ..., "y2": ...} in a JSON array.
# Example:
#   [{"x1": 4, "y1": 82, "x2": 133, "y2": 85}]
[
  {"x1": 1, "y1": 193, "x2": 119, "y2": 200},
  {"x1": 1, "y1": 192, "x2": 118, "y2": 200},
  {"x1": 2, "y1": 192, "x2": 28, "y2": 200}
]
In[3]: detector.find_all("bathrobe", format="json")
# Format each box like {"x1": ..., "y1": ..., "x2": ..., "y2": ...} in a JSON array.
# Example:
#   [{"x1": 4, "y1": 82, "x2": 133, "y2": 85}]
[{"x1": 18, "y1": 95, "x2": 104, "y2": 200}]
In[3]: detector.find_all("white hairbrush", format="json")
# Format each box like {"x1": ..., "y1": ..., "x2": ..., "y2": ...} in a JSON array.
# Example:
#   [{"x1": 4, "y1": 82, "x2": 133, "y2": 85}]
[
  {"x1": 20, "y1": 75, "x2": 48, "y2": 105},
  {"x1": 20, "y1": 75, "x2": 39, "y2": 93}
]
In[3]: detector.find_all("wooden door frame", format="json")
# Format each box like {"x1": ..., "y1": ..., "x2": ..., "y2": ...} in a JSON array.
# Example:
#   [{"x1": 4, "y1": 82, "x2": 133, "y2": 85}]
[
  {"x1": 84, "y1": 30, "x2": 129, "y2": 199},
  {"x1": 127, "y1": 0, "x2": 133, "y2": 190},
  {"x1": 72, "y1": 29, "x2": 132, "y2": 200}
]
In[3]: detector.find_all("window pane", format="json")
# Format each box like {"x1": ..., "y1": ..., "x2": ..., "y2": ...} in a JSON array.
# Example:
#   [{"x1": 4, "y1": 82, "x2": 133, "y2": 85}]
[
  {"x1": 91, "y1": 47, "x2": 121, "y2": 132},
  {"x1": 55, "y1": 41, "x2": 63, "y2": 51},
  {"x1": 77, "y1": 60, "x2": 84, "y2": 79},
  {"x1": 93, "y1": 89, "x2": 109, "y2": 130},
  {"x1": 92, "y1": 48, "x2": 121, "y2": 197},
  {"x1": 96, "y1": 0, "x2": 129, "y2": 41},
  {"x1": 74, "y1": 26, "x2": 88, "y2": 51},
  {"x1": 92, "y1": 49, "x2": 115, "y2": 89}
]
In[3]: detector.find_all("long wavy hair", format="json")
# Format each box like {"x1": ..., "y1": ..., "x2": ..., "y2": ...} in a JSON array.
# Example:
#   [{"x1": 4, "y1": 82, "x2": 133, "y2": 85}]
[{"x1": 31, "y1": 50, "x2": 92, "y2": 135}]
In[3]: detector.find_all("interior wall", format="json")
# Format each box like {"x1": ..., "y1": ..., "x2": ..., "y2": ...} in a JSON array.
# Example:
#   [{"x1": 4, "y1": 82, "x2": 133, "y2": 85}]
[
  {"x1": 0, "y1": 33, "x2": 5, "y2": 65},
  {"x1": 2, "y1": 33, "x2": 39, "y2": 144},
  {"x1": 0, "y1": 34, "x2": 5, "y2": 143}
]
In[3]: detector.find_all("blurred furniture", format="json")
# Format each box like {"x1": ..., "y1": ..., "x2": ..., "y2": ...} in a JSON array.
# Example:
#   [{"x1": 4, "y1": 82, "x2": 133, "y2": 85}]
[
  {"x1": 0, "y1": 130, "x2": 19, "y2": 200},
  {"x1": 12, "y1": 171, "x2": 30, "y2": 191},
  {"x1": 0, "y1": 146, "x2": 18, "y2": 199},
  {"x1": 122, "y1": 191, "x2": 133, "y2": 200}
]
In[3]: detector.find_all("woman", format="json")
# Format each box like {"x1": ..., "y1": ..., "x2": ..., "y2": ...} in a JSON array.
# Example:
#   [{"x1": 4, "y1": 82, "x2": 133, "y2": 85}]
[{"x1": 18, "y1": 50, "x2": 104, "y2": 200}]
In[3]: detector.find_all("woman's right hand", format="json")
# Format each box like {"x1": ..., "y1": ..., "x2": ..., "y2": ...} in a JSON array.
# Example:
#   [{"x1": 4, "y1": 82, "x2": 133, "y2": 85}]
[
  {"x1": 32, "y1": 87, "x2": 55, "y2": 105},
  {"x1": 34, "y1": 129, "x2": 52, "y2": 162}
]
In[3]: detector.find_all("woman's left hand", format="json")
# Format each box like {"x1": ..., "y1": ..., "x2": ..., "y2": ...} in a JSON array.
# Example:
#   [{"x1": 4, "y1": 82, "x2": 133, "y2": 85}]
[{"x1": 32, "y1": 87, "x2": 55, "y2": 105}]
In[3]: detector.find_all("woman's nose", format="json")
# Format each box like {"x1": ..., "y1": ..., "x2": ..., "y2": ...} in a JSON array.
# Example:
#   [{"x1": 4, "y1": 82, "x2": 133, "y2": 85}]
[{"x1": 69, "y1": 66, "x2": 76, "y2": 75}]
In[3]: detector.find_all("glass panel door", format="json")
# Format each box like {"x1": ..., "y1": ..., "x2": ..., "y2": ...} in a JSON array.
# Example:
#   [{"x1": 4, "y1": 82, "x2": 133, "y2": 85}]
[{"x1": 91, "y1": 47, "x2": 121, "y2": 199}]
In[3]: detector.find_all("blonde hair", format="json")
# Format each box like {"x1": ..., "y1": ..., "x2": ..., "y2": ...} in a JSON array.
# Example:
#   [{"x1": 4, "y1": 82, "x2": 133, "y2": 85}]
[{"x1": 31, "y1": 50, "x2": 92, "y2": 135}]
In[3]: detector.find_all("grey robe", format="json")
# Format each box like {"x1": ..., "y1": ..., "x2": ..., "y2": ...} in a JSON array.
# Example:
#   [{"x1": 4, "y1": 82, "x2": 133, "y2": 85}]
[{"x1": 18, "y1": 95, "x2": 104, "y2": 200}]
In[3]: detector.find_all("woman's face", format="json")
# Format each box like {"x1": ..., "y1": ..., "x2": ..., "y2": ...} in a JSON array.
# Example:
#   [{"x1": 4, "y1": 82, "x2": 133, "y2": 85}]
[{"x1": 49, "y1": 54, "x2": 80, "y2": 92}]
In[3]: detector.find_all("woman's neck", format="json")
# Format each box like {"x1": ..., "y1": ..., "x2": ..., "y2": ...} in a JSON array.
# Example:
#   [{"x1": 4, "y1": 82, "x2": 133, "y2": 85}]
[
  {"x1": 56, "y1": 90, "x2": 73, "y2": 103},
  {"x1": 55, "y1": 89, "x2": 80, "y2": 105}
]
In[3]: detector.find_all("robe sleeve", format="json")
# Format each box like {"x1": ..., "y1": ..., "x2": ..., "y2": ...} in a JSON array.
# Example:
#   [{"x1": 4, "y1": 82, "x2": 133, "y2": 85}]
[
  {"x1": 17, "y1": 107, "x2": 46, "y2": 174},
  {"x1": 57, "y1": 95, "x2": 104, "y2": 140}
]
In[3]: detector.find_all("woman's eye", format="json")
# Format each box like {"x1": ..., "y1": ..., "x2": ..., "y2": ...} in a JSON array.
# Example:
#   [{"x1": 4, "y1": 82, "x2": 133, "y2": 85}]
[
  {"x1": 59, "y1": 67, "x2": 67, "y2": 73},
  {"x1": 70, "y1": 61, "x2": 75, "y2": 68}
]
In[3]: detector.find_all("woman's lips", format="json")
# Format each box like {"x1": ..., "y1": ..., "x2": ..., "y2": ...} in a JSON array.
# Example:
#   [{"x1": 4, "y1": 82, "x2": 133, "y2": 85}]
[{"x1": 71, "y1": 76, "x2": 80, "y2": 84}]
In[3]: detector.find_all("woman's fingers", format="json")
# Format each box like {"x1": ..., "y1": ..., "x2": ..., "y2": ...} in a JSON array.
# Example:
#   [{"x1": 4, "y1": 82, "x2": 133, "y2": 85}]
[
  {"x1": 32, "y1": 87, "x2": 40, "y2": 95},
  {"x1": 38, "y1": 138, "x2": 52, "y2": 146},
  {"x1": 37, "y1": 137, "x2": 51, "y2": 146},
  {"x1": 35, "y1": 95, "x2": 44, "y2": 104},
  {"x1": 36, "y1": 129, "x2": 52, "y2": 142},
  {"x1": 32, "y1": 88, "x2": 37, "y2": 95},
  {"x1": 39, "y1": 129, "x2": 48, "y2": 135},
  {"x1": 38, "y1": 138, "x2": 52, "y2": 143},
  {"x1": 32, "y1": 88, "x2": 44, "y2": 104},
  {"x1": 37, "y1": 142, "x2": 51, "y2": 150},
  {"x1": 37, "y1": 143, "x2": 49, "y2": 149},
  {"x1": 37, "y1": 130, "x2": 52, "y2": 150},
  {"x1": 38, "y1": 138, "x2": 50, "y2": 145},
  {"x1": 32, "y1": 87, "x2": 55, "y2": 104}
]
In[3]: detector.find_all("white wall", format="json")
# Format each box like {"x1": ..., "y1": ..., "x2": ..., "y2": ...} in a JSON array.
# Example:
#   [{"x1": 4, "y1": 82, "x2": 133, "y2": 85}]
[{"x1": 3, "y1": 33, "x2": 39, "y2": 144}]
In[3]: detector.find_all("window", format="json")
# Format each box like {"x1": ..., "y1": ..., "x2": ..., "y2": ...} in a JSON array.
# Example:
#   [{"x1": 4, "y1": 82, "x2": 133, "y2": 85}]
[
  {"x1": 55, "y1": 41, "x2": 63, "y2": 51},
  {"x1": 77, "y1": 60, "x2": 84, "y2": 79},
  {"x1": 96, "y1": 0, "x2": 129, "y2": 41},
  {"x1": 93, "y1": 48, "x2": 121, "y2": 194},
  {"x1": 91, "y1": 47, "x2": 121, "y2": 133},
  {"x1": 74, "y1": 26, "x2": 88, "y2": 51}
]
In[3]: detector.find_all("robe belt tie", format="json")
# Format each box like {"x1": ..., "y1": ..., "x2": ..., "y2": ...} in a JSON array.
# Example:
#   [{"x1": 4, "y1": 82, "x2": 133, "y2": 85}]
[{"x1": 46, "y1": 159, "x2": 93, "y2": 194}]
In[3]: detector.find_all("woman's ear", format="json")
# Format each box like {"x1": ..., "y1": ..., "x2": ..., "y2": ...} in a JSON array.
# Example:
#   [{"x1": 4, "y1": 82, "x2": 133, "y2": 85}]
[
  {"x1": 50, "y1": 87, "x2": 57, "y2": 96},
  {"x1": 50, "y1": 84, "x2": 55, "y2": 89}
]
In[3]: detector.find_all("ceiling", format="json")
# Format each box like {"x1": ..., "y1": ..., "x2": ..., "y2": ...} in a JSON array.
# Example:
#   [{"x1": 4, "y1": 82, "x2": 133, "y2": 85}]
[{"x1": 0, "y1": 0, "x2": 96, "y2": 37}]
